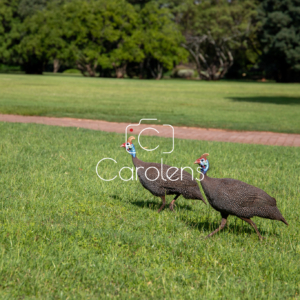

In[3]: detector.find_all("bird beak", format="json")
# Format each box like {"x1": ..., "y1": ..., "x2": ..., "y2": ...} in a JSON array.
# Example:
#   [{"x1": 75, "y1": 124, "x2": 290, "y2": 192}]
[
  {"x1": 194, "y1": 158, "x2": 200, "y2": 164},
  {"x1": 120, "y1": 143, "x2": 126, "y2": 148}
]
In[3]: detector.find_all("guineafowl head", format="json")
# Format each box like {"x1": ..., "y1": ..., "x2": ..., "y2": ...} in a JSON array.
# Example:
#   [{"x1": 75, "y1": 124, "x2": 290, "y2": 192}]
[
  {"x1": 194, "y1": 153, "x2": 209, "y2": 175},
  {"x1": 121, "y1": 136, "x2": 136, "y2": 158}
]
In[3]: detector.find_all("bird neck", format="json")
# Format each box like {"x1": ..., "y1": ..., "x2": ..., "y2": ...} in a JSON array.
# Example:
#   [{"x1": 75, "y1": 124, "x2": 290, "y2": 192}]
[
  {"x1": 128, "y1": 144, "x2": 136, "y2": 158},
  {"x1": 199, "y1": 173, "x2": 212, "y2": 199},
  {"x1": 132, "y1": 155, "x2": 142, "y2": 168},
  {"x1": 201, "y1": 172, "x2": 209, "y2": 181},
  {"x1": 201, "y1": 168, "x2": 208, "y2": 175}
]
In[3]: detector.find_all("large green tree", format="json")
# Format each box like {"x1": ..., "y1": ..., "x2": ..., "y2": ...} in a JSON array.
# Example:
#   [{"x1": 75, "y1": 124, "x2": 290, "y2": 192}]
[
  {"x1": 17, "y1": 1, "x2": 67, "y2": 74},
  {"x1": 13, "y1": 0, "x2": 144, "y2": 76},
  {"x1": 58, "y1": 0, "x2": 186, "y2": 78},
  {"x1": 258, "y1": 0, "x2": 300, "y2": 82},
  {"x1": 171, "y1": 0, "x2": 257, "y2": 80},
  {"x1": 60, "y1": 0, "x2": 144, "y2": 77},
  {"x1": 0, "y1": 0, "x2": 22, "y2": 69},
  {"x1": 137, "y1": 1, "x2": 187, "y2": 79},
  {"x1": 0, "y1": 0, "x2": 60, "y2": 73}
]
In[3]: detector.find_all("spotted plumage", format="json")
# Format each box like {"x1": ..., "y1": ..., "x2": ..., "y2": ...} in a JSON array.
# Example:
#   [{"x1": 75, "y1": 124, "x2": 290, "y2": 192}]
[
  {"x1": 121, "y1": 136, "x2": 206, "y2": 212},
  {"x1": 194, "y1": 153, "x2": 288, "y2": 240}
]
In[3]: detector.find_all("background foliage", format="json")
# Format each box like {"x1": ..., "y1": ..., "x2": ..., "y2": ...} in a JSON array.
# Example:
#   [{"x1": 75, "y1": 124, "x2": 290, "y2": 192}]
[
  {"x1": 0, "y1": 0, "x2": 299, "y2": 81},
  {"x1": 258, "y1": 0, "x2": 300, "y2": 82}
]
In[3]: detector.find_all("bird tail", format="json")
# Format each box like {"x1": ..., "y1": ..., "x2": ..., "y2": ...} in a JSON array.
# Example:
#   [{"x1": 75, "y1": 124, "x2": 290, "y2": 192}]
[
  {"x1": 280, "y1": 216, "x2": 289, "y2": 226},
  {"x1": 197, "y1": 194, "x2": 207, "y2": 205},
  {"x1": 273, "y1": 207, "x2": 288, "y2": 226}
]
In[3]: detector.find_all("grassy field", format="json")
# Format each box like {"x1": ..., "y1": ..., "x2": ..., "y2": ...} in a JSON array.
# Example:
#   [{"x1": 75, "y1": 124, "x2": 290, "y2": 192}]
[
  {"x1": 0, "y1": 122, "x2": 299, "y2": 299},
  {"x1": 0, "y1": 74, "x2": 300, "y2": 133}
]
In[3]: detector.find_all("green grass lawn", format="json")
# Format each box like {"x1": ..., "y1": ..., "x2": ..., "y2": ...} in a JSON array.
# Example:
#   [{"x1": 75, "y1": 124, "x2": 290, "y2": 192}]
[
  {"x1": 1, "y1": 74, "x2": 300, "y2": 133},
  {"x1": 0, "y1": 122, "x2": 299, "y2": 299}
]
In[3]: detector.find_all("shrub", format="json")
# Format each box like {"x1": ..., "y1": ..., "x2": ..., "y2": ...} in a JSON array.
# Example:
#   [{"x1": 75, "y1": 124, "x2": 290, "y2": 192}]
[{"x1": 63, "y1": 69, "x2": 81, "y2": 74}]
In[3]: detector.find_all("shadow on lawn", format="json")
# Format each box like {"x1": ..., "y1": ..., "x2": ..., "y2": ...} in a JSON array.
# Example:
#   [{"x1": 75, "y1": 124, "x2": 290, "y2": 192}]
[
  {"x1": 131, "y1": 200, "x2": 193, "y2": 211},
  {"x1": 109, "y1": 194, "x2": 193, "y2": 211},
  {"x1": 181, "y1": 215, "x2": 276, "y2": 238},
  {"x1": 111, "y1": 194, "x2": 278, "y2": 238},
  {"x1": 228, "y1": 96, "x2": 300, "y2": 105}
]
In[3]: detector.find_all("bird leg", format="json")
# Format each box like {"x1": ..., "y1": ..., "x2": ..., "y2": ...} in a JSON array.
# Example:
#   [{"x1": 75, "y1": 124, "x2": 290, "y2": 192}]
[
  {"x1": 158, "y1": 196, "x2": 166, "y2": 213},
  {"x1": 206, "y1": 214, "x2": 228, "y2": 239},
  {"x1": 169, "y1": 194, "x2": 180, "y2": 211},
  {"x1": 239, "y1": 217, "x2": 263, "y2": 240}
]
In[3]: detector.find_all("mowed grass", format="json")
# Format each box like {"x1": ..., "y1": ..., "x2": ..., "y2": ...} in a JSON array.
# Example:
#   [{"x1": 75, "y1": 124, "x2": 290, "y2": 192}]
[
  {"x1": 1, "y1": 74, "x2": 300, "y2": 133},
  {"x1": 0, "y1": 122, "x2": 300, "y2": 299}
]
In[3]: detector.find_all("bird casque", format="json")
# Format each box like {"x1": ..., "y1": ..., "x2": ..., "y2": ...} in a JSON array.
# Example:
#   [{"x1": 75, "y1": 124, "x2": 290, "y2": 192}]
[
  {"x1": 121, "y1": 136, "x2": 206, "y2": 212},
  {"x1": 194, "y1": 153, "x2": 288, "y2": 240}
]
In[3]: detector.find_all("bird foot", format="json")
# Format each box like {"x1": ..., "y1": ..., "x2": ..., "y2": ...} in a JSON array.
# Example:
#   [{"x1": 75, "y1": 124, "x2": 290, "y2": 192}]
[
  {"x1": 169, "y1": 200, "x2": 176, "y2": 211},
  {"x1": 169, "y1": 204, "x2": 176, "y2": 211},
  {"x1": 158, "y1": 205, "x2": 165, "y2": 213},
  {"x1": 158, "y1": 196, "x2": 166, "y2": 213}
]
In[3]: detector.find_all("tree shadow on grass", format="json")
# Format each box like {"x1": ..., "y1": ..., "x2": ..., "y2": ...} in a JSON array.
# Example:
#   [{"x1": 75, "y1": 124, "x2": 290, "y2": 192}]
[
  {"x1": 109, "y1": 194, "x2": 193, "y2": 211},
  {"x1": 109, "y1": 194, "x2": 123, "y2": 201},
  {"x1": 228, "y1": 96, "x2": 300, "y2": 105},
  {"x1": 181, "y1": 214, "x2": 276, "y2": 238},
  {"x1": 130, "y1": 200, "x2": 193, "y2": 211},
  {"x1": 111, "y1": 193, "x2": 279, "y2": 238}
]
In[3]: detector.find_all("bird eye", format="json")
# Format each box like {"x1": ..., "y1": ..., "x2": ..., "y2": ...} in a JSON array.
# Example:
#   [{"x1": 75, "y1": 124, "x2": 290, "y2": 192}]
[{"x1": 126, "y1": 143, "x2": 130, "y2": 146}]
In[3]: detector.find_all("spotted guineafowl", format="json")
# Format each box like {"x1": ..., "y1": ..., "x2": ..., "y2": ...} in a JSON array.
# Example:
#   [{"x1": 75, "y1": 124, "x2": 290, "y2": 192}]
[
  {"x1": 194, "y1": 153, "x2": 288, "y2": 240},
  {"x1": 121, "y1": 136, "x2": 206, "y2": 212}
]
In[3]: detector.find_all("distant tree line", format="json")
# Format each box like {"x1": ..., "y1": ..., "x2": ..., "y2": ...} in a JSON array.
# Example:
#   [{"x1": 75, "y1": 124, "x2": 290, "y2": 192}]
[{"x1": 0, "y1": 0, "x2": 299, "y2": 82}]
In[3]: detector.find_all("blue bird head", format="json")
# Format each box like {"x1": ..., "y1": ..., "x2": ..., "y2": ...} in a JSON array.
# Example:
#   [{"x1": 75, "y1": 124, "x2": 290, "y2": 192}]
[
  {"x1": 121, "y1": 136, "x2": 136, "y2": 158},
  {"x1": 194, "y1": 153, "x2": 209, "y2": 175}
]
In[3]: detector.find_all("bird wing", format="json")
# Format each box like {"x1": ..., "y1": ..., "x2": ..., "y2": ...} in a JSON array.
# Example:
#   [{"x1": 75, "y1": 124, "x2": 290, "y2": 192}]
[
  {"x1": 219, "y1": 178, "x2": 277, "y2": 208},
  {"x1": 240, "y1": 193, "x2": 277, "y2": 208}
]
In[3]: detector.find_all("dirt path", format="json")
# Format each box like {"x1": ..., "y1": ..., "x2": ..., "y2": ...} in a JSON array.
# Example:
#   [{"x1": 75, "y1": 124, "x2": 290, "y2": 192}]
[{"x1": 1, "y1": 114, "x2": 299, "y2": 147}]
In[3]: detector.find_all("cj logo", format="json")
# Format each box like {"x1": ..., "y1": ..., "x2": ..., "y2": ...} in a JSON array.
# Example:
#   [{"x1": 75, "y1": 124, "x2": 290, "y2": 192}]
[
  {"x1": 125, "y1": 119, "x2": 174, "y2": 154},
  {"x1": 96, "y1": 119, "x2": 204, "y2": 182}
]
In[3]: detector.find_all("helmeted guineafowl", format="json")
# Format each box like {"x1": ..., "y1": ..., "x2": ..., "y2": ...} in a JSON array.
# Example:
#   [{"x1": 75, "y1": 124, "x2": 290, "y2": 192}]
[
  {"x1": 121, "y1": 136, "x2": 206, "y2": 212},
  {"x1": 194, "y1": 153, "x2": 288, "y2": 240}
]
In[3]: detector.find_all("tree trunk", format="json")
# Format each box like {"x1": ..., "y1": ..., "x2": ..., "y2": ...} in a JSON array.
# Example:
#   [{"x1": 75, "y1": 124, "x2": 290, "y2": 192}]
[
  {"x1": 86, "y1": 63, "x2": 97, "y2": 77},
  {"x1": 182, "y1": 35, "x2": 235, "y2": 81},
  {"x1": 53, "y1": 59, "x2": 60, "y2": 73},
  {"x1": 76, "y1": 60, "x2": 97, "y2": 77},
  {"x1": 114, "y1": 64, "x2": 127, "y2": 78},
  {"x1": 155, "y1": 64, "x2": 163, "y2": 80}
]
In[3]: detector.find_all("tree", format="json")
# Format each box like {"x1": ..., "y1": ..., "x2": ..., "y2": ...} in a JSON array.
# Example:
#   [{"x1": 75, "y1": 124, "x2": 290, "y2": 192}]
[
  {"x1": 17, "y1": 0, "x2": 47, "y2": 18},
  {"x1": 0, "y1": 0, "x2": 62, "y2": 74},
  {"x1": 13, "y1": 0, "x2": 144, "y2": 76},
  {"x1": 128, "y1": 1, "x2": 188, "y2": 79},
  {"x1": 16, "y1": 2, "x2": 67, "y2": 74},
  {"x1": 60, "y1": 0, "x2": 144, "y2": 77},
  {"x1": 0, "y1": 0, "x2": 187, "y2": 78},
  {"x1": 258, "y1": 0, "x2": 300, "y2": 82},
  {"x1": 0, "y1": 0, "x2": 22, "y2": 68},
  {"x1": 174, "y1": 0, "x2": 257, "y2": 80}
]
